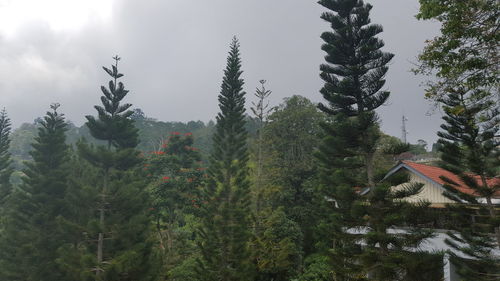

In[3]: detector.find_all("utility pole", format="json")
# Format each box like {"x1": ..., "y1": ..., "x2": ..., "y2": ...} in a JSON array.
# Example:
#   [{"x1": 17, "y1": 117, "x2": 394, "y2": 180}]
[{"x1": 401, "y1": 115, "x2": 408, "y2": 144}]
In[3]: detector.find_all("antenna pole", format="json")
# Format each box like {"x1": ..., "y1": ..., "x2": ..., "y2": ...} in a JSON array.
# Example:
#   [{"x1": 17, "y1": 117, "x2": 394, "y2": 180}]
[{"x1": 401, "y1": 115, "x2": 408, "y2": 144}]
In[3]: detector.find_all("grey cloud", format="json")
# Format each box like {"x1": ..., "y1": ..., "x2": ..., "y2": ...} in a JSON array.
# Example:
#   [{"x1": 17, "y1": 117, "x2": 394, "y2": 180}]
[{"x1": 0, "y1": 0, "x2": 442, "y2": 145}]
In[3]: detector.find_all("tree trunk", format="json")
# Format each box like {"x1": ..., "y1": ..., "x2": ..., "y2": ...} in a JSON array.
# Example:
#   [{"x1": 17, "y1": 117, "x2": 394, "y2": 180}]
[
  {"x1": 366, "y1": 152, "x2": 375, "y2": 189},
  {"x1": 96, "y1": 168, "x2": 108, "y2": 279},
  {"x1": 482, "y1": 176, "x2": 500, "y2": 247}
]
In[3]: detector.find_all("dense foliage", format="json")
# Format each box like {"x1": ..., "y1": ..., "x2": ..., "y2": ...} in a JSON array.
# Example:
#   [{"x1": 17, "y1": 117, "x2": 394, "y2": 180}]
[
  {"x1": 0, "y1": 1, "x2": 497, "y2": 280},
  {"x1": 417, "y1": 1, "x2": 500, "y2": 280},
  {"x1": 416, "y1": 0, "x2": 499, "y2": 101},
  {"x1": 145, "y1": 132, "x2": 205, "y2": 279}
]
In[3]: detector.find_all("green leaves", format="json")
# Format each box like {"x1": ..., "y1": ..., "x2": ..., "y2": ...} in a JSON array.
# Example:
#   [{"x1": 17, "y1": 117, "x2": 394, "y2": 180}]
[
  {"x1": 426, "y1": 12, "x2": 500, "y2": 275},
  {"x1": 318, "y1": 0, "x2": 394, "y2": 117},
  {"x1": 86, "y1": 57, "x2": 138, "y2": 150},
  {"x1": 102, "y1": 57, "x2": 125, "y2": 80},
  {"x1": 416, "y1": 0, "x2": 499, "y2": 101},
  {"x1": 251, "y1": 207, "x2": 303, "y2": 280}
]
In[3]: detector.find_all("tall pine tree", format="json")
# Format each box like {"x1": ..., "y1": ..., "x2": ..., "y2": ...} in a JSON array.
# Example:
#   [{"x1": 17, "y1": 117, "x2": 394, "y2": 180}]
[
  {"x1": 77, "y1": 56, "x2": 154, "y2": 280},
  {"x1": 317, "y1": 0, "x2": 394, "y2": 187},
  {"x1": 250, "y1": 79, "x2": 272, "y2": 210},
  {"x1": 316, "y1": 0, "x2": 394, "y2": 278},
  {"x1": 0, "y1": 108, "x2": 13, "y2": 205},
  {"x1": 0, "y1": 103, "x2": 71, "y2": 280},
  {"x1": 316, "y1": 1, "x2": 435, "y2": 279},
  {"x1": 196, "y1": 37, "x2": 254, "y2": 280},
  {"x1": 0, "y1": 108, "x2": 13, "y2": 263},
  {"x1": 437, "y1": 90, "x2": 499, "y2": 280}
]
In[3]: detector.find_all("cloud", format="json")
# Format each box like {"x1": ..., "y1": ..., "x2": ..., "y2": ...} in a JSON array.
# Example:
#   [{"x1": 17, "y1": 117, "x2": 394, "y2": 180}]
[{"x1": 0, "y1": 0, "x2": 442, "y2": 145}]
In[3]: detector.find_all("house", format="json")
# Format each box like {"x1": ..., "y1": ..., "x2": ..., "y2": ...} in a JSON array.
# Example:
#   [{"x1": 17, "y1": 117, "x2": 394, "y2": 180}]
[
  {"x1": 381, "y1": 161, "x2": 500, "y2": 281},
  {"x1": 384, "y1": 160, "x2": 500, "y2": 207}
]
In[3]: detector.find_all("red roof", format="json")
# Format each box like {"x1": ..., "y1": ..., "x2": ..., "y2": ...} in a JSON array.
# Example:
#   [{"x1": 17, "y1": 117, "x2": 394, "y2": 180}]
[{"x1": 402, "y1": 161, "x2": 500, "y2": 198}]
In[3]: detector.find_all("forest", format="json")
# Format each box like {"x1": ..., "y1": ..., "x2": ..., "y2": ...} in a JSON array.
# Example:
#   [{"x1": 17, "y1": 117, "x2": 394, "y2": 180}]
[{"x1": 0, "y1": 0, "x2": 498, "y2": 281}]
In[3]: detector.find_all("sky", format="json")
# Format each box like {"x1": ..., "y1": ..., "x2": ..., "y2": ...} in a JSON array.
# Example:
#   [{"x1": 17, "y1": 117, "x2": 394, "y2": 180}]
[{"x1": 0, "y1": 0, "x2": 442, "y2": 145}]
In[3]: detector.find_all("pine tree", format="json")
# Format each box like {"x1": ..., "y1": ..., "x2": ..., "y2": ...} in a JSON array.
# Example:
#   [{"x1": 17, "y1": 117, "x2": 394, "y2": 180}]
[
  {"x1": 0, "y1": 108, "x2": 13, "y2": 269},
  {"x1": 249, "y1": 80, "x2": 274, "y2": 272},
  {"x1": 316, "y1": 0, "x2": 394, "y2": 278},
  {"x1": 317, "y1": 0, "x2": 394, "y2": 187},
  {"x1": 56, "y1": 147, "x2": 103, "y2": 281},
  {"x1": 437, "y1": 90, "x2": 500, "y2": 280},
  {"x1": 250, "y1": 79, "x2": 273, "y2": 206},
  {"x1": 77, "y1": 56, "x2": 154, "y2": 280},
  {"x1": 356, "y1": 180, "x2": 436, "y2": 280},
  {"x1": 0, "y1": 103, "x2": 71, "y2": 280},
  {"x1": 0, "y1": 108, "x2": 13, "y2": 205},
  {"x1": 316, "y1": 1, "x2": 435, "y2": 279},
  {"x1": 196, "y1": 37, "x2": 254, "y2": 280}
]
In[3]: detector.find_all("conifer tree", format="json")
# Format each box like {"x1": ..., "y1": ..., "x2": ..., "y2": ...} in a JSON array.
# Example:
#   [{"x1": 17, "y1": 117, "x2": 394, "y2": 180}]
[
  {"x1": 56, "y1": 146, "x2": 103, "y2": 281},
  {"x1": 356, "y1": 180, "x2": 436, "y2": 280},
  {"x1": 251, "y1": 79, "x2": 272, "y2": 205},
  {"x1": 437, "y1": 90, "x2": 499, "y2": 280},
  {"x1": 316, "y1": 1, "x2": 435, "y2": 279},
  {"x1": 77, "y1": 56, "x2": 153, "y2": 280},
  {"x1": 0, "y1": 108, "x2": 13, "y2": 205},
  {"x1": 317, "y1": 0, "x2": 394, "y2": 187},
  {"x1": 0, "y1": 103, "x2": 71, "y2": 280},
  {"x1": 316, "y1": 0, "x2": 394, "y2": 278},
  {"x1": 249, "y1": 80, "x2": 273, "y2": 266},
  {"x1": 196, "y1": 37, "x2": 254, "y2": 280}
]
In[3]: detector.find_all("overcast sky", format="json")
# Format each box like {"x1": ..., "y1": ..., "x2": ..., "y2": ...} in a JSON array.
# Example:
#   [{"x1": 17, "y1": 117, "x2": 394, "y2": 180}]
[{"x1": 0, "y1": 0, "x2": 442, "y2": 145}]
